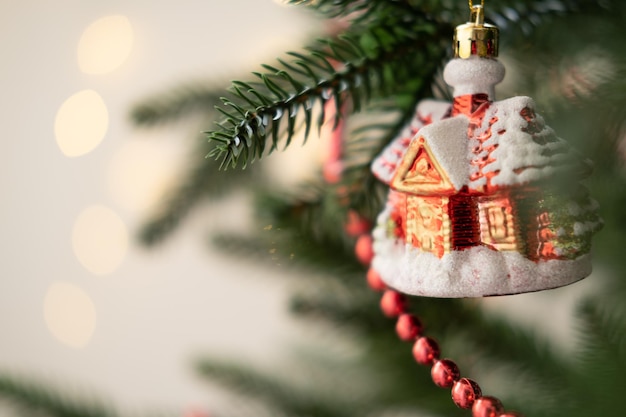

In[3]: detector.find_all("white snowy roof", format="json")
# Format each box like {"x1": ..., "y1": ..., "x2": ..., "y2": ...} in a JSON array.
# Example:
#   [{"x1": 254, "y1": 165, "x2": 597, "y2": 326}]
[
  {"x1": 474, "y1": 96, "x2": 589, "y2": 189},
  {"x1": 371, "y1": 99, "x2": 451, "y2": 184},
  {"x1": 417, "y1": 116, "x2": 470, "y2": 191},
  {"x1": 372, "y1": 95, "x2": 590, "y2": 192}
]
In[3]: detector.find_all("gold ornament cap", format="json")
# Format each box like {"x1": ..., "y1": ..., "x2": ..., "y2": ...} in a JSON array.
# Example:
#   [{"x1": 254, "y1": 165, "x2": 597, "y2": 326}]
[{"x1": 454, "y1": 4, "x2": 499, "y2": 59}]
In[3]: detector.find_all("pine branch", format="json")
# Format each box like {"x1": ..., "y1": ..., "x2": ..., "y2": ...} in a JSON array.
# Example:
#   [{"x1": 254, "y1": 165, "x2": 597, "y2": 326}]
[
  {"x1": 572, "y1": 64, "x2": 626, "y2": 159},
  {"x1": 577, "y1": 297, "x2": 626, "y2": 366},
  {"x1": 138, "y1": 140, "x2": 261, "y2": 246},
  {"x1": 207, "y1": 76, "x2": 447, "y2": 257},
  {"x1": 289, "y1": 0, "x2": 612, "y2": 32},
  {"x1": 195, "y1": 360, "x2": 361, "y2": 417},
  {"x1": 289, "y1": 289, "x2": 386, "y2": 332},
  {"x1": 130, "y1": 82, "x2": 225, "y2": 127},
  {"x1": 0, "y1": 373, "x2": 117, "y2": 417},
  {"x1": 287, "y1": 0, "x2": 387, "y2": 15},
  {"x1": 457, "y1": 314, "x2": 575, "y2": 416},
  {"x1": 286, "y1": 0, "x2": 430, "y2": 24},
  {"x1": 255, "y1": 183, "x2": 363, "y2": 251},
  {"x1": 487, "y1": 0, "x2": 575, "y2": 33},
  {"x1": 206, "y1": 21, "x2": 449, "y2": 169},
  {"x1": 471, "y1": 314, "x2": 571, "y2": 375},
  {"x1": 339, "y1": 66, "x2": 445, "y2": 218},
  {"x1": 566, "y1": 298, "x2": 626, "y2": 416},
  {"x1": 211, "y1": 230, "x2": 363, "y2": 278},
  {"x1": 488, "y1": 0, "x2": 614, "y2": 31},
  {"x1": 287, "y1": 0, "x2": 372, "y2": 19}
]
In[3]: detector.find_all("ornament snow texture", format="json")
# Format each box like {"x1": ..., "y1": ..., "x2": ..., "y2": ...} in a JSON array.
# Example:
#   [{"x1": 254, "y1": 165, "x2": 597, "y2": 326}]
[{"x1": 369, "y1": 6, "x2": 602, "y2": 297}]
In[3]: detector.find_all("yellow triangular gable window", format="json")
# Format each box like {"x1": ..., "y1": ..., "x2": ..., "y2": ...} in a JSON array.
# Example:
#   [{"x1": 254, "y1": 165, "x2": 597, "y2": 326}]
[{"x1": 391, "y1": 136, "x2": 456, "y2": 195}]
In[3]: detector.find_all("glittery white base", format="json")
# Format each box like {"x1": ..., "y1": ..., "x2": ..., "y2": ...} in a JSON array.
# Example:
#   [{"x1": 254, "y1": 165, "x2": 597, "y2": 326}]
[{"x1": 371, "y1": 208, "x2": 592, "y2": 298}]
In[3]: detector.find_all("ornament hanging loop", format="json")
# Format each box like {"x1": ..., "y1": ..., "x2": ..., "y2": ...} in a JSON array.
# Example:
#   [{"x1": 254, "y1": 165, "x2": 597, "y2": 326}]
[
  {"x1": 468, "y1": 0, "x2": 485, "y2": 11},
  {"x1": 470, "y1": 5, "x2": 485, "y2": 25},
  {"x1": 455, "y1": 0, "x2": 498, "y2": 59},
  {"x1": 468, "y1": 1, "x2": 486, "y2": 26}
]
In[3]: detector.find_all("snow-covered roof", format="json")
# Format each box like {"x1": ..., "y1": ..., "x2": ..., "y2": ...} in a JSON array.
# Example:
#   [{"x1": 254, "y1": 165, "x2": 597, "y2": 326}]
[
  {"x1": 372, "y1": 95, "x2": 590, "y2": 193},
  {"x1": 473, "y1": 96, "x2": 590, "y2": 190},
  {"x1": 371, "y1": 99, "x2": 451, "y2": 184},
  {"x1": 411, "y1": 116, "x2": 470, "y2": 191}
]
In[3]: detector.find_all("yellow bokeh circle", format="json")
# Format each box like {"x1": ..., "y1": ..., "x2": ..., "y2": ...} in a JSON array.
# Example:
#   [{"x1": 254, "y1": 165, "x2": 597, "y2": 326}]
[
  {"x1": 77, "y1": 15, "x2": 134, "y2": 75},
  {"x1": 72, "y1": 205, "x2": 129, "y2": 275},
  {"x1": 55, "y1": 90, "x2": 109, "y2": 157},
  {"x1": 43, "y1": 282, "x2": 97, "y2": 349}
]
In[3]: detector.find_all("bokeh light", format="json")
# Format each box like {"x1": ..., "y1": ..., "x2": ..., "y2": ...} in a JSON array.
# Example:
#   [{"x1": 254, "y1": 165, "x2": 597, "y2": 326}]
[
  {"x1": 77, "y1": 15, "x2": 134, "y2": 75},
  {"x1": 43, "y1": 282, "x2": 97, "y2": 349},
  {"x1": 107, "y1": 141, "x2": 181, "y2": 213},
  {"x1": 72, "y1": 205, "x2": 129, "y2": 275},
  {"x1": 54, "y1": 89, "x2": 109, "y2": 157}
]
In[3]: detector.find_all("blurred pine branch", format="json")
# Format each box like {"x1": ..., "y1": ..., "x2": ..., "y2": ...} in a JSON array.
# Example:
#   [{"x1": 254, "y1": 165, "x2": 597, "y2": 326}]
[{"x1": 0, "y1": 373, "x2": 118, "y2": 417}]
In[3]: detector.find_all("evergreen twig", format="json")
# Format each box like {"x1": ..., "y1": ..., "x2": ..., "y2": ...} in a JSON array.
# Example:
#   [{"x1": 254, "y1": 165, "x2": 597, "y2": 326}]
[
  {"x1": 130, "y1": 83, "x2": 225, "y2": 126},
  {"x1": 138, "y1": 141, "x2": 261, "y2": 246},
  {"x1": 206, "y1": 22, "x2": 449, "y2": 169},
  {"x1": 196, "y1": 360, "x2": 359, "y2": 417},
  {"x1": 0, "y1": 374, "x2": 117, "y2": 417}
]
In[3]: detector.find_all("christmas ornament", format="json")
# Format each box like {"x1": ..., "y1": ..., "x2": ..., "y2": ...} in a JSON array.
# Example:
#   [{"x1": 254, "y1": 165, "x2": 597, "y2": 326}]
[{"x1": 370, "y1": 2, "x2": 602, "y2": 297}]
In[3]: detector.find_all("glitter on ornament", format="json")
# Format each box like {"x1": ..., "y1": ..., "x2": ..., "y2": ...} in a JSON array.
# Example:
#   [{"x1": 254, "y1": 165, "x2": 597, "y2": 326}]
[{"x1": 369, "y1": 4, "x2": 602, "y2": 297}]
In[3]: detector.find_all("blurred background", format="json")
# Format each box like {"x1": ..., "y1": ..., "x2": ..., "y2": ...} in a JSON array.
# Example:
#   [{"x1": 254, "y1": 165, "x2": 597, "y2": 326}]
[{"x1": 0, "y1": 0, "x2": 320, "y2": 413}]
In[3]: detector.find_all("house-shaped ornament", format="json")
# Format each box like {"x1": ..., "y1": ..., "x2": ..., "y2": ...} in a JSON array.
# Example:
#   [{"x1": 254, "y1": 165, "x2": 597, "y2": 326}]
[{"x1": 370, "y1": 6, "x2": 602, "y2": 297}]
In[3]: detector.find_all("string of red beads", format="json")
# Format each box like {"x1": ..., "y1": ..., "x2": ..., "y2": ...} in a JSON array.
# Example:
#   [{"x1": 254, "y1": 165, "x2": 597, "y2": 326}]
[
  {"x1": 348, "y1": 211, "x2": 523, "y2": 415},
  {"x1": 358, "y1": 244, "x2": 523, "y2": 416},
  {"x1": 330, "y1": 82, "x2": 525, "y2": 413}
]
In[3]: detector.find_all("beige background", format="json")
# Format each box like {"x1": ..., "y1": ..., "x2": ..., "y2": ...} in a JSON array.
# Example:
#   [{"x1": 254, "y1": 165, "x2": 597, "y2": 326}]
[{"x1": 0, "y1": 1, "x2": 318, "y2": 413}]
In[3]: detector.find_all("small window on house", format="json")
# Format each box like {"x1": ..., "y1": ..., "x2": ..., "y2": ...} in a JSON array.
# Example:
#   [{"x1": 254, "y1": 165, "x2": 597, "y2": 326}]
[{"x1": 487, "y1": 206, "x2": 508, "y2": 240}]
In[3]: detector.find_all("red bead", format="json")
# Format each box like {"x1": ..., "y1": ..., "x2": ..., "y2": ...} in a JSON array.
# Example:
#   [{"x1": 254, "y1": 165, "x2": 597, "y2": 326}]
[
  {"x1": 354, "y1": 234, "x2": 374, "y2": 265},
  {"x1": 323, "y1": 161, "x2": 343, "y2": 184},
  {"x1": 396, "y1": 313, "x2": 423, "y2": 341},
  {"x1": 344, "y1": 210, "x2": 371, "y2": 236},
  {"x1": 412, "y1": 336, "x2": 440, "y2": 366},
  {"x1": 472, "y1": 396, "x2": 504, "y2": 417},
  {"x1": 452, "y1": 378, "x2": 482, "y2": 409},
  {"x1": 366, "y1": 268, "x2": 387, "y2": 291},
  {"x1": 431, "y1": 359, "x2": 460, "y2": 388},
  {"x1": 380, "y1": 290, "x2": 407, "y2": 317}
]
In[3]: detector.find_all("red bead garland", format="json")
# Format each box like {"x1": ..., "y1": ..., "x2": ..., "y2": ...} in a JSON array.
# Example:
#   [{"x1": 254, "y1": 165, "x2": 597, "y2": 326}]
[
  {"x1": 354, "y1": 229, "x2": 523, "y2": 417},
  {"x1": 379, "y1": 285, "x2": 524, "y2": 417},
  {"x1": 347, "y1": 211, "x2": 523, "y2": 416}
]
